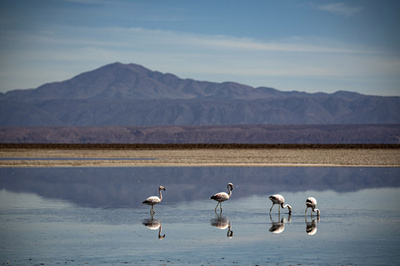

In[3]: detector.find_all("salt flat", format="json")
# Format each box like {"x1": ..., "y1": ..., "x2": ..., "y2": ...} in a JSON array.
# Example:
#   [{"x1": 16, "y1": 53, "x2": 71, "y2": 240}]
[{"x1": 0, "y1": 148, "x2": 399, "y2": 167}]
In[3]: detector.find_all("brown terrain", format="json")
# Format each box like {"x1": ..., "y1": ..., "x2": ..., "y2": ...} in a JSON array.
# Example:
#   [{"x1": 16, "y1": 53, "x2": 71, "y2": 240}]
[
  {"x1": 1, "y1": 144, "x2": 399, "y2": 167},
  {"x1": 1, "y1": 124, "x2": 400, "y2": 144}
]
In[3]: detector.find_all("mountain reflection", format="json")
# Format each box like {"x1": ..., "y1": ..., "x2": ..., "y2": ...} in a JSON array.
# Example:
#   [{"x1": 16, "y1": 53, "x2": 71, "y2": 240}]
[
  {"x1": 269, "y1": 213, "x2": 291, "y2": 234},
  {"x1": 210, "y1": 212, "x2": 233, "y2": 238},
  {"x1": 0, "y1": 167, "x2": 399, "y2": 208}
]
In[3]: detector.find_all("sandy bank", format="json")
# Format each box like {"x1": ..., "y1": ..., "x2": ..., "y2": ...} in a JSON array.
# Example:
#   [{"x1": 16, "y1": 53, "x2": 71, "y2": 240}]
[{"x1": 0, "y1": 147, "x2": 399, "y2": 167}]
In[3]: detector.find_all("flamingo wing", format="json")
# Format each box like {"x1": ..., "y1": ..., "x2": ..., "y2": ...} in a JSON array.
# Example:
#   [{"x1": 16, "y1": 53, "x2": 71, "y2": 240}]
[
  {"x1": 306, "y1": 197, "x2": 317, "y2": 206},
  {"x1": 269, "y1": 194, "x2": 284, "y2": 204},
  {"x1": 210, "y1": 192, "x2": 229, "y2": 202},
  {"x1": 269, "y1": 195, "x2": 277, "y2": 201}
]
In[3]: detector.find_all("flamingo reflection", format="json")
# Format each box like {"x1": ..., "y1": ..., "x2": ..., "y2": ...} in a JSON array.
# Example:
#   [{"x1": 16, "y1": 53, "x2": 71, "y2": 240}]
[
  {"x1": 268, "y1": 213, "x2": 291, "y2": 234},
  {"x1": 210, "y1": 213, "x2": 233, "y2": 238},
  {"x1": 305, "y1": 215, "x2": 320, "y2": 236},
  {"x1": 142, "y1": 214, "x2": 165, "y2": 239}
]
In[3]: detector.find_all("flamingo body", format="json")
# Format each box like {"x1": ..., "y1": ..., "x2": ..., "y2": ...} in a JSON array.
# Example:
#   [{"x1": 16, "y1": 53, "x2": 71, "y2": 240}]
[
  {"x1": 210, "y1": 192, "x2": 230, "y2": 202},
  {"x1": 142, "y1": 196, "x2": 161, "y2": 206},
  {"x1": 269, "y1": 194, "x2": 292, "y2": 214},
  {"x1": 210, "y1": 183, "x2": 233, "y2": 212}
]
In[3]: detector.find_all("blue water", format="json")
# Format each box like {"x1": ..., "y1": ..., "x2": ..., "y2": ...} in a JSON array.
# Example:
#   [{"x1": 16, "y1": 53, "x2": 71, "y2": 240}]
[{"x1": 1, "y1": 167, "x2": 399, "y2": 265}]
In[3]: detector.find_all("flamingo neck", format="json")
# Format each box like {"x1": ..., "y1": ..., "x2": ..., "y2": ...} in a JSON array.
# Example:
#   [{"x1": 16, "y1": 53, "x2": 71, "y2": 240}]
[
  {"x1": 314, "y1": 208, "x2": 320, "y2": 216},
  {"x1": 227, "y1": 187, "x2": 232, "y2": 197},
  {"x1": 159, "y1": 188, "x2": 163, "y2": 201},
  {"x1": 282, "y1": 203, "x2": 292, "y2": 213}
]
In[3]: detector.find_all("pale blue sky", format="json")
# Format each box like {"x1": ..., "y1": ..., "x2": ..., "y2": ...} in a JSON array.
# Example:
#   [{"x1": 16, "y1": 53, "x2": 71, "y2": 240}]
[{"x1": 0, "y1": 0, "x2": 399, "y2": 96}]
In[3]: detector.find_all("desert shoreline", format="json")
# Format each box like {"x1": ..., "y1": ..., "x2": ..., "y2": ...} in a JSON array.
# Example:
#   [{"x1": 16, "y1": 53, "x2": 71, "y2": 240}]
[{"x1": 1, "y1": 144, "x2": 399, "y2": 167}]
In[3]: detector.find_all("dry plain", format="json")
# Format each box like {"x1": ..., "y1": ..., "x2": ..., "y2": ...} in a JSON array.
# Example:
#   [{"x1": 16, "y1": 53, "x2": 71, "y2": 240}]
[{"x1": 0, "y1": 145, "x2": 399, "y2": 167}]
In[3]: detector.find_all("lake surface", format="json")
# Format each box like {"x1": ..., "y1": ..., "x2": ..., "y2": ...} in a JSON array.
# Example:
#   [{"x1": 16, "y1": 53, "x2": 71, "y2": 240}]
[{"x1": 1, "y1": 167, "x2": 400, "y2": 265}]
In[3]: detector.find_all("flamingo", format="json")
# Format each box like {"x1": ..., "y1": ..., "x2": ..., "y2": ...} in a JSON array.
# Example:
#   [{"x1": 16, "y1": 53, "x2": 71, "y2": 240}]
[
  {"x1": 210, "y1": 182, "x2": 233, "y2": 212},
  {"x1": 269, "y1": 194, "x2": 292, "y2": 214},
  {"x1": 142, "y1": 186, "x2": 165, "y2": 214},
  {"x1": 305, "y1": 196, "x2": 320, "y2": 216}
]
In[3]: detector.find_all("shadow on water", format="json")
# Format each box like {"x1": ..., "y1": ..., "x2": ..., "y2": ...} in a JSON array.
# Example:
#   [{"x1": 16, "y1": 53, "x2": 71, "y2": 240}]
[{"x1": 0, "y1": 167, "x2": 399, "y2": 208}]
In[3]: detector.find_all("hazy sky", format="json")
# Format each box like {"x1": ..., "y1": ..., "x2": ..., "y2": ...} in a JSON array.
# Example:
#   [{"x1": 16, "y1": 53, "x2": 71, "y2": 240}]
[{"x1": 1, "y1": 0, "x2": 399, "y2": 96}]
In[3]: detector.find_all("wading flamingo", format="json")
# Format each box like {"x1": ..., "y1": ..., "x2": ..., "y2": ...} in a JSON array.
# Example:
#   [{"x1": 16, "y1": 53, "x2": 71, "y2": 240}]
[
  {"x1": 269, "y1": 194, "x2": 292, "y2": 214},
  {"x1": 142, "y1": 186, "x2": 165, "y2": 214},
  {"x1": 210, "y1": 182, "x2": 233, "y2": 212},
  {"x1": 305, "y1": 196, "x2": 320, "y2": 216}
]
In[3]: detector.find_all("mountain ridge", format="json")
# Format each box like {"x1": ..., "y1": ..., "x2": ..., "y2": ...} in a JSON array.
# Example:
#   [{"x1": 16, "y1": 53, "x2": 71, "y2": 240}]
[{"x1": 1, "y1": 62, "x2": 399, "y2": 126}]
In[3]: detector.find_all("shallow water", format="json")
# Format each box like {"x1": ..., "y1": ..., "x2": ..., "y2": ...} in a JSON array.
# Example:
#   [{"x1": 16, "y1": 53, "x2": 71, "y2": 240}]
[{"x1": 1, "y1": 167, "x2": 400, "y2": 265}]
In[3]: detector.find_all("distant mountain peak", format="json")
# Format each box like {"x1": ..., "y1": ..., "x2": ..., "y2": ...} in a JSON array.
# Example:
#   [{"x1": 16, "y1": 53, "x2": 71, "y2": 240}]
[
  {"x1": 1, "y1": 62, "x2": 399, "y2": 127},
  {"x1": 332, "y1": 90, "x2": 362, "y2": 98}
]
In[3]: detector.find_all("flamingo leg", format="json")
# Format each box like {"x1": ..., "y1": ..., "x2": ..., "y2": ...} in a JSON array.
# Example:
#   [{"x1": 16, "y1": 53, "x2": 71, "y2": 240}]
[
  {"x1": 278, "y1": 205, "x2": 281, "y2": 214},
  {"x1": 150, "y1": 205, "x2": 155, "y2": 214},
  {"x1": 215, "y1": 202, "x2": 220, "y2": 212},
  {"x1": 220, "y1": 202, "x2": 223, "y2": 211},
  {"x1": 269, "y1": 203, "x2": 274, "y2": 213}
]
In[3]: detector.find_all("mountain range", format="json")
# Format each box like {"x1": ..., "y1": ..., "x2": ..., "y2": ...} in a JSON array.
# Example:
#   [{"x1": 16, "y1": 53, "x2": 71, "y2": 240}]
[{"x1": 1, "y1": 62, "x2": 399, "y2": 127}]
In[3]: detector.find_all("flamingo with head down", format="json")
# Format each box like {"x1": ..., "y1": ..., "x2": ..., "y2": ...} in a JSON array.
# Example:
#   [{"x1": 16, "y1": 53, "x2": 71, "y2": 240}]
[
  {"x1": 305, "y1": 196, "x2": 320, "y2": 216},
  {"x1": 269, "y1": 194, "x2": 292, "y2": 214}
]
